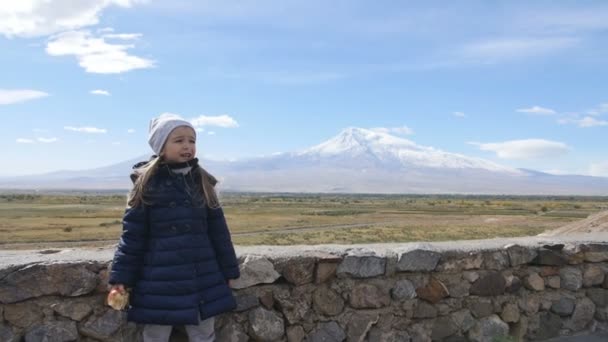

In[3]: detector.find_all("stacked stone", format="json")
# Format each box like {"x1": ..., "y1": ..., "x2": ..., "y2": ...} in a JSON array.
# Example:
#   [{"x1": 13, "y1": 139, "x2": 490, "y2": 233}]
[
  {"x1": 1, "y1": 243, "x2": 608, "y2": 341},
  {"x1": 211, "y1": 244, "x2": 608, "y2": 342},
  {"x1": 0, "y1": 261, "x2": 139, "y2": 341}
]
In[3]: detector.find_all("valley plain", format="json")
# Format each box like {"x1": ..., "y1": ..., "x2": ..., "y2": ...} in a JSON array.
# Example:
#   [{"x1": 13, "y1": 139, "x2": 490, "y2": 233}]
[{"x1": 1, "y1": 192, "x2": 606, "y2": 250}]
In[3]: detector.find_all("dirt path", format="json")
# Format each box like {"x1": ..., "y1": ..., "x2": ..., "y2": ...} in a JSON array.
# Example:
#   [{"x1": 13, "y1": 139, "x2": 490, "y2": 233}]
[{"x1": 538, "y1": 210, "x2": 608, "y2": 236}]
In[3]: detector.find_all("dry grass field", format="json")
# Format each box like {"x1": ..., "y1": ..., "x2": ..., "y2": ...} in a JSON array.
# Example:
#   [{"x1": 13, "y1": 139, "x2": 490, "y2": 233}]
[{"x1": 1, "y1": 192, "x2": 606, "y2": 249}]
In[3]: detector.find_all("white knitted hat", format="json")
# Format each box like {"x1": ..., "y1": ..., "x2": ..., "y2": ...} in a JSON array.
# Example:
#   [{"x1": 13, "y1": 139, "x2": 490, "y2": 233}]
[{"x1": 148, "y1": 113, "x2": 196, "y2": 155}]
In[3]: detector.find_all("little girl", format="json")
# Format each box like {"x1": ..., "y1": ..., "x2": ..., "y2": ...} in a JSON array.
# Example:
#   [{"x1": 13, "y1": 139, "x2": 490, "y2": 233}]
[{"x1": 108, "y1": 113, "x2": 240, "y2": 342}]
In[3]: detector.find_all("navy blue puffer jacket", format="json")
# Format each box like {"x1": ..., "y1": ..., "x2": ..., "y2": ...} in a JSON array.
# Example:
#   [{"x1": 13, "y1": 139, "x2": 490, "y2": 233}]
[{"x1": 108, "y1": 161, "x2": 240, "y2": 325}]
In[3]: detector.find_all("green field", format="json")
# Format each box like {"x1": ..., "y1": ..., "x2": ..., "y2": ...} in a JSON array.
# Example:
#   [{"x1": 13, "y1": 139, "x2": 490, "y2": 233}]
[{"x1": 1, "y1": 192, "x2": 607, "y2": 249}]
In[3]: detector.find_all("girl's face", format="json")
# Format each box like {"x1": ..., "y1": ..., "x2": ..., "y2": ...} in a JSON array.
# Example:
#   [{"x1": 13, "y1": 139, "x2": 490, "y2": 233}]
[{"x1": 161, "y1": 126, "x2": 197, "y2": 163}]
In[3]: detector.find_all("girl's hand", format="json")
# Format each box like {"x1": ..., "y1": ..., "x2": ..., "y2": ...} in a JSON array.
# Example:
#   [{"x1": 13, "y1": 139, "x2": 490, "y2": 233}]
[
  {"x1": 109, "y1": 284, "x2": 126, "y2": 294},
  {"x1": 107, "y1": 284, "x2": 130, "y2": 310}
]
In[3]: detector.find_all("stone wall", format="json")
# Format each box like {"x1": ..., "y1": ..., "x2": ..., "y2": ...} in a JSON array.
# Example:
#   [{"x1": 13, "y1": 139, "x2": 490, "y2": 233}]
[{"x1": 2, "y1": 235, "x2": 608, "y2": 341}]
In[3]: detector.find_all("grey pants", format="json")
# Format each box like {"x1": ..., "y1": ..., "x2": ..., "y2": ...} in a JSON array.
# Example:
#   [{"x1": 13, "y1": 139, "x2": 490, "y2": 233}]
[{"x1": 142, "y1": 314, "x2": 215, "y2": 342}]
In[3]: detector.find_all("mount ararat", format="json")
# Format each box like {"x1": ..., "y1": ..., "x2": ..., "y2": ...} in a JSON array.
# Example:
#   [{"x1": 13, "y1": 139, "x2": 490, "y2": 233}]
[{"x1": 2, "y1": 128, "x2": 606, "y2": 195}]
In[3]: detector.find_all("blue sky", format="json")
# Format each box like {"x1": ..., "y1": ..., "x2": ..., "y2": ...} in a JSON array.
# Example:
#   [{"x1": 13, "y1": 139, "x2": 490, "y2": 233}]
[{"x1": 1, "y1": 0, "x2": 607, "y2": 177}]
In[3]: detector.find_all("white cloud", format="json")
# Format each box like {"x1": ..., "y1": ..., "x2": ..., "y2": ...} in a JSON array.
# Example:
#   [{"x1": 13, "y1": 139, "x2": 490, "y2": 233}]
[
  {"x1": 37, "y1": 137, "x2": 58, "y2": 143},
  {"x1": 453, "y1": 111, "x2": 466, "y2": 118},
  {"x1": 90, "y1": 89, "x2": 110, "y2": 96},
  {"x1": 191, "y1": 115, "x2": 239, "y2": 128},
  {"x1": 462, "y1": 37, "x2": 578, "y2": 62},
  {"x1": 103, "y1": 33, "x2": 142, "y2": 40},
  {"x1": 469, "y1": 139, "x2": 570, "y2": 159},
  {"x1": 46, "y1": 30, "x2": 155, "y2": 74},
  {"x1": 195, "y1": 127, "x2": 205, "y2": 133},
  {"x1": 371, "y1": 126, "x2": 414, "y2": 135},
  {"x1": 64, "y1": 126, "x2": 107, "y2": 133},
  {"x1": 16, "y1": 138, "x2": 34, "y2": 144},
  {"x1": 391, "y1": 126, "x2": 414, "y2": 135},
  {"x1": 543, "y1": 169, "x2": 573, "y2": 176},
  {"x1": 127, "y1": 129, "x2": 135, "y2": 133},
  {"x1": 0, "y1": 89, "x2": 48, "y2": 105},
  {"x1": 576, "y1": 116, "x2": 608, "y2": 127},
  {"x1": 112, "y1": 142, "x2": 121, "y2": 145},
  {"x1": 0, "y1": 0, "x2": 144, "y2": 38},
  {"x1": 516, "y1": 106, "x2": 556, "y2": 115},
  {"x1": 208, "y1": 131, "x2": 216, "y2": 135},
  {"x1": 560, "y1": 116, "x2": 608, "y2": 127},
  {"x1": 577, "y1": 116, "x2": 608, "y2": 127},
  {"x1": 590, "y1": 161, "x2": 608, "y2": 177}
]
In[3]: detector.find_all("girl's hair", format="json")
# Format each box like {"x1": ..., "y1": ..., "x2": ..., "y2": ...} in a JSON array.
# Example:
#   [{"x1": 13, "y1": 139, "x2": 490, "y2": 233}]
[{"x1": 127, "y1": 156, "x2": 220, "y2": 209}]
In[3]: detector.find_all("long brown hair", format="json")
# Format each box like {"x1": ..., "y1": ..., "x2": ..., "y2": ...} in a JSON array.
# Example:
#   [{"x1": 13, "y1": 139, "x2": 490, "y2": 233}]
[{"x1": 127, "y1": 156, "x2": 220, "y2": 209}]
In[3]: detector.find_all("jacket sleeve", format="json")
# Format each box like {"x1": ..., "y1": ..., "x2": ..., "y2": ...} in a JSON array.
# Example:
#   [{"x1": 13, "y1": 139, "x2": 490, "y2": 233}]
[
  {"x1": 207, "y1": 205, "x2": 240, "y2": 280},
  {"x1": 108, "y1": 205, "x2": 148, "y2": 287}
]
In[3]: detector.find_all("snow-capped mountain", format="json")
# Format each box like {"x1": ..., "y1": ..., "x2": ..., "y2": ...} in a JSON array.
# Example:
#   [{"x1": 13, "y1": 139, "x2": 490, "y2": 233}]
[
  {"x1": 297, "y1": 127, "x2": 522, "y2": 174},
  {"x1": 2, "y1": 127, "x2": 607, "y2": 195}
]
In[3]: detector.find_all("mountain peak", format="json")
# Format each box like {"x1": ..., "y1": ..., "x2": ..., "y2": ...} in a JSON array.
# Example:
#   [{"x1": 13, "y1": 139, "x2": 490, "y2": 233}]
[
  {"x1": 333, "y1": 127, "x2": 374, "y2": 149},
  {"x1": 297, "y1": 127, "x2": 523, "y2": 174},
  {"x1": 301, "y1": 127, "x2": 417, "y2": 157},
  {"x1": 339, "y1": 126, "x2": 374, "y2": 137}
]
